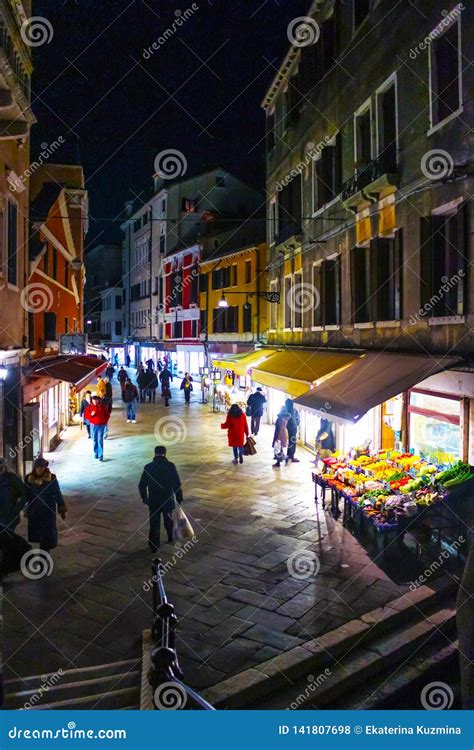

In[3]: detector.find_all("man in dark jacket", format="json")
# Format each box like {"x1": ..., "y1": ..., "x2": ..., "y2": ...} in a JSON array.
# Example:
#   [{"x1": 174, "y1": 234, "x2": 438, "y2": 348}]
[
  {"x1": 246, "y1": 387, "x2": 266, "y2": 436},
  {"x1": 117, "y1": 366, "x2": 128, "y2": 392},
  {"x1": 285, "y1": 398, "x2": 300, "y2": 463},
  {"x1": 139, "y1": 446, "x2": 184, "y2": 552},
  {"x1": 159, "y1": 366, "x2": 173, "y2": 407},
  {"x1": 136, "y1": 368, "x2": 148, "y2": 402},
  {"x1": 0, "y1": 458, "x2": 27, "y2": 530}
]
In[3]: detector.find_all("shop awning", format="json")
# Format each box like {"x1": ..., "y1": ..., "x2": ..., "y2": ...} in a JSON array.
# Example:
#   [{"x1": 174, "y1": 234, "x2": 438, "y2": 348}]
[
  {"x1": 251, "y1": 349, "x2": 361, "y2": 398},
  {"x1": 294, "y1": 351, "x2": 461, "y2": 424},
  {"x1": 211, "y1": 348, "x2": 276, "y2": 376},
  {"x1": 24, "y1": 355, "x2": 107, "y2": 398}
]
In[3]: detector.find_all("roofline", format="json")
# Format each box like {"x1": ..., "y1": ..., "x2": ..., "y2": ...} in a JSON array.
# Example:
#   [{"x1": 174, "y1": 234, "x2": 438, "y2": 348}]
[{"x1": 200, "y1": 242, "x2": 265, "y2": 267}]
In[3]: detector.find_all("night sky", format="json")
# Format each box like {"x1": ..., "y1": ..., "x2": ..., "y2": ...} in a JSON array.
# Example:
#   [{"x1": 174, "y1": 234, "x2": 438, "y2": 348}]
[{"x1": 31, "y1": 0, "x2": 309, "y2": 246}]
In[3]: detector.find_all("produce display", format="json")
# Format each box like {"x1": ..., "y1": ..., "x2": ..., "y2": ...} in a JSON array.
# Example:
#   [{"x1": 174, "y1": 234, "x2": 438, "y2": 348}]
[{"x1": 315, "y1": 451, "x2": 473, "y2": 530}]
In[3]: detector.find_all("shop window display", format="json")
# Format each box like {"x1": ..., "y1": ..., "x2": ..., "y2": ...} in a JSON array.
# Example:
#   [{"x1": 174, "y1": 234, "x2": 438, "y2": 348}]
[{"x1": 408, "y1": 390, "x2": 460, "y2": 463}]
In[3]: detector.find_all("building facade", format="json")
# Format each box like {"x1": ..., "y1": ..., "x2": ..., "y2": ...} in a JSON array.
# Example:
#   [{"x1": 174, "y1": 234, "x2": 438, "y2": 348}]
[
  {"x1": 84, "y1": 243, "x2": 122, "y2": 343},
  {"x1": 100, "y1": 286, "x2": 123, "y2": 345},
  {"x1": 260, "y1": 0, "x2": 473, "y2": 459}
]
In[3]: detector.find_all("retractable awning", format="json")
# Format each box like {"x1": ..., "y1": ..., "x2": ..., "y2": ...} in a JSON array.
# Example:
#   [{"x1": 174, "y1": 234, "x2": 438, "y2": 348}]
[
  {"x1": 294, "y1": 351, "x2": 461, "y2": 424},
  {"x1": 23, "y1": 355, "x2": 107, "y2": 402},
  {"x1": 211, "y1": 348, "x2": 276, "y2": 376},
  {"x1": 251, "y1": 349, "x2": 361, "y2": 398}
]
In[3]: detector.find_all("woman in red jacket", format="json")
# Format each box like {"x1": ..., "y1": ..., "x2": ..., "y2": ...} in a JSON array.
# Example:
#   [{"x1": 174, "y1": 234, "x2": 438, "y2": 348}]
[
  {"x1": 84, "y1": 396, "x2": 110, "y2": 462},
  {"x1": 221, "y1": 404, "x2": 249, "y2": 464}
]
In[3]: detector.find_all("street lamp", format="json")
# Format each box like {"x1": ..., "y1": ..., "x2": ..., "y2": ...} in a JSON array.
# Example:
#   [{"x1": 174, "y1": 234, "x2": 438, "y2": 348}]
[{"x1": 218, "y1": 290, "x2": 280, "y2": 306}]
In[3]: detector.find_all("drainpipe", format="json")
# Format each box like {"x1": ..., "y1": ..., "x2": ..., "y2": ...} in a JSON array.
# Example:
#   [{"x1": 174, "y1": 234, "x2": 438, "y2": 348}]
[{"x1": 256, "y1": 246, "x2": 260, "y2": 343}]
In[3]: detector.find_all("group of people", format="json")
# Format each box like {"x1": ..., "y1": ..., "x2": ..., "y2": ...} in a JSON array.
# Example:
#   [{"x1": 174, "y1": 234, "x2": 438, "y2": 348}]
[{"x1": 0, "y1": 455, "x2": 67, "y2": 572}]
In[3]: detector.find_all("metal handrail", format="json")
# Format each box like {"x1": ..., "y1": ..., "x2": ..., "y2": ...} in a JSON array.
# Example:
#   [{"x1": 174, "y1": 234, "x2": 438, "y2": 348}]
[{"x1": 148, "y1": 558, "x2": 215, "y2": 710}]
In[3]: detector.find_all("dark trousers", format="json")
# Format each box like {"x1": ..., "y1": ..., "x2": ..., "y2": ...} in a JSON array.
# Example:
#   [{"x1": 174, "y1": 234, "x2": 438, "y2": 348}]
[
  {"x1": 149, "y1": 509, "x2": 174, "y2": 551},
  {"x1": 287, "y1": 433, "x2": 297, "y2": 460},
  {"x1": 251, "y1": 414, "x2": 261, "y2": 435},
  {"x1": 147, "y1": 388, "x2": 156, "y2": 403},
  {"x1": 184, "y1": 390, "x2": 191, "y2": 403},
  {"x1": 139, "y1": 388, "x2": 146, "y2": 402}
]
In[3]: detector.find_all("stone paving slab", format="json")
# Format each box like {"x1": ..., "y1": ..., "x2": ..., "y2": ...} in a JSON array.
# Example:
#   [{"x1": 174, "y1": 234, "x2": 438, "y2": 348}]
[{"x1": 3, "y1": 374, "x2": 406, "y2": 695}]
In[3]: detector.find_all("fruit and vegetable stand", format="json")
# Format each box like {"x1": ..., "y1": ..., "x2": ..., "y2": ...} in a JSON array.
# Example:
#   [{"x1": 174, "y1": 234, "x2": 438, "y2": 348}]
[{"x1": 313, "y1": 450, "x2": 473, "y2": 559}]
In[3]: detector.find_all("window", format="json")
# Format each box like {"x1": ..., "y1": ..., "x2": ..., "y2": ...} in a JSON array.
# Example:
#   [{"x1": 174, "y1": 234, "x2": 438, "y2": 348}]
[
  {"x1": 266, "y1": 110, "x2": 275, "y2": 151},
  {"x1": 43, "y1": 247, "x2": 49, "y2": 276},
  {"x1": 190, "y1": 264, "x2": 199, "y2": 304},
  {"x1": 133, "y1": 219, "x2": 141, "y2": 233},
  {"x1": 284, "y1": 276, "x2": 292, "y2": 328},
  {"x1": 64, "y1": 317, "x2": 68, "y2": 333},
  {"x1": 322, "y1": 257, "x2": 341, "y2": 326},
  {"x1": 170, "y1": 271, "x2": 183, "y2": 307},
  {"x1": 277, "y1": 177, "x2": 302, "y2": 243},
  {"x1": 159, "y1": 235, "x2": 165, "y2": 254},
  {"x1": 408, "y1": 389, "x2": 460, "y2": 463},
  {"x1": 231, "y1": 264, "x2": 237, "y2": 287},
  {"x1": 28, "y1": 312, "x2": 34, "y2": 348},
  {"x1": 115, "y1": 321, "x2": 122, "y2": 335},
  {"x1": 213, "y1": 305, "x2": 238, "y2": 333},
  {"x1": 369, "y1": 232, "x2": 403, "y2": 321},
  {"x1": 191, "y1": 319, "x2": 198, "y2": 338},
  {"x1": 270, "y1": 281, "x2": 278, "y2": 329},
  {"x1": 312, "y1": 265, "x2": 322, "y2": 327},
  {"x1": 215, "y1": 176, "x2": 226, "y2": 188},
  {"x1": 269, "y1": 197, "x2": 277, "y2": 243},
  {"x1": 376, "y1": 79, "x2": 397, "y2": 172},
  {"x1": 200, "y1": 308, "x2": 208, "y2": 332},
  {"x1": 244, "y1": 260, "x2": 252, "y2": 284},
  {"x1": 355, "y1": 105, "x2": 372, "y2": 171},
  {"x1": 420, "y1": 205, "x2": 467, "y2": 318},
  {"x1": 115, "y1": 296, "x2": 122, "y2": 309},
  {"x1": 161, "y1": 198, "x2": 166, "y2": 212},
  {"x1": 44, "y1": 312, "x2": 57, "y2": 341},
  {"x1": 73, "y1": 318, "x2": 77, "y2": 332},
  {"x1": 181, "y1": 198, "x2": 197, "y2": 212},
  {"x1": 52, "y1": 248, "x2": 57, "y2": 280},
  {"x1": 353, "y1": 0, "x2": 370, "y2": 29},
  {"x1": 293, "y1": 272, "x2": 303, "y2": 328},
  {"x1": 173, "y1": 320, "x2": 183, "y2": 338},
  {"x1": 351, "y1": 246, "x2": 370, "y2": 323},
  {"x1": 312, "y1": 134, "x2": 342, "y2": 211},
  {"x1": 7, "y1": 200, "x2": 17, "y2": 285},
  {"x1": 319, "y1": 14, "x2": 337, "y2": 77},
  {"x1": 212, "y1": 267, "x2": 231, "y2": 290},
  {"x1": 142, "y1": 213, "x2": 149, "y2": 226},
  {"x1": 200, "y1": 273, "x2": 208, "y2": 293},
  {"x1": 243, "y1": 303, "x2": 252, "y2": 333},
  {"x1": 430, "y1": 19, "x2": 462, "y2": 128}
]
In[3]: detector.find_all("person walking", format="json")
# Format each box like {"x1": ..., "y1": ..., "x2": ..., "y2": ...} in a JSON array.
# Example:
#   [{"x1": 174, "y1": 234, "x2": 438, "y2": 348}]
[
  {"x1": 137, "y1": 367, "x2": 148, "y2": 403},
  {"x1": 103, "y1": 380, "x2": 113, "y2": 439},
  {"x1": 146, "y1": 369, "x2": 158, "y2": 403},
  {"x1": 180, "y1": 372, "x2": 193, "y2": 404},
  {"x1": 139, "y1": 446, "x2": 184, "y2": 552},
  {"x1": 159, "y1": 365, "x2": 173, "y2": 408},
  {"x1": 114, "y1": 353, "x2": 119, "y2": 367},
  {"x1": 285, "y1": 398, "x2": 300, "y2": 463},
  {"x1": 221, "y1": 403, "x2": 249, "y2": 464},
  {"x1": 84, "y1": 395, "x2": 110, "y2": 461},
  {"x1": 123, "y1": 378, "x2": 139, "y2": 422},
  {"x1": 0, "y1": 457, "x2": 27, "y2": 532},
  {"x1": 272, "y1": 409, "x2": 290, "y2": 468},
  {"x1": 125, "y1": 353, "x2": 131, "y2": 368},
  {"x1": 95, "y1": 376, "x2": 107, "y2": 400},
  {"x1": 25, "y1": 457, "x2": 67, "y2": 552},
  {"x1": 246, "y1": 387, "x2": 266, "y2": 436},
  {"x1": 117, "y1": 366, "x2": 128, "y2": 393},
  {"x1": 105, "y1": 362, "x2": 115, "y2": 380},
  {"x1": 79, "y1": 390, "x2": 92, "y2": 438}
]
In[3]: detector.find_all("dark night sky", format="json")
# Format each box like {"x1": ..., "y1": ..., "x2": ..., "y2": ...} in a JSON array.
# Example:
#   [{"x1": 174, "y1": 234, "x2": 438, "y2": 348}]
[{"x1": 31, "y1": 0, "x2": 309, "y2": 246}]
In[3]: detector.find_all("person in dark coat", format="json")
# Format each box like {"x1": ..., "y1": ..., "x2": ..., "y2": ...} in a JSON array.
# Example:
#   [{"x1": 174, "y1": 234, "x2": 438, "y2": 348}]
[
  {"x1": 137, "y1": 368, "x2": 148, "y2": 403},
  {"x1": 117, "y1": 366, "x2": 128, "y2": 393},
  {"x1": 246, "y1": 387, "x2": 266, "y2": 436},
  {"x1": 139, "y1": 446, "x2": 184, "y2": 552},
  {"x1": 79, "y1": 390, "x2": 92, "y2": 438},
  {"x1": 285, "y1": 398, "x2": 300, "y2": 463},
  {"x1": 180, "y1": 372, "x2": 193, "y2": 404},
  {"x1": 146, "y1": 370, "x2": 158, "y2": 403},
  {"x1": 272, "y1": 410, "x2": 289, "y2": 468},
  {"x1": 0, "y1": 457, "x2": 27, "y2": 531},
  {"x1": 25, "y1": 457, "x2": 67, "y2": 551},
  {"x1": 125, "y1": 354, "x2": 131, "y2": 368},
  {"x1": 123, "y1": 378, "x2": 139, "y2": 422},
  {"x1": 159, "y1": 366, "x2": 173, "y2": 407},
  {"x1": 106, "y1": 363, "x2": 115, "y2": 380}
]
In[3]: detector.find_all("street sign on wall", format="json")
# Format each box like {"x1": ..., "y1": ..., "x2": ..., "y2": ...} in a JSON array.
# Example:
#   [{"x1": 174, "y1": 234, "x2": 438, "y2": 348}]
[{"x1": 59, "y1": 334, "x2": 88, "y2": 355}]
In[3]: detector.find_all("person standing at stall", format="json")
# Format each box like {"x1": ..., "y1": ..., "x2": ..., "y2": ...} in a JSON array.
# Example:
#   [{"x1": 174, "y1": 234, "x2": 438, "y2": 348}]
[{"x1": 246, "y1": 387, "x2": 266, "y2": 436}]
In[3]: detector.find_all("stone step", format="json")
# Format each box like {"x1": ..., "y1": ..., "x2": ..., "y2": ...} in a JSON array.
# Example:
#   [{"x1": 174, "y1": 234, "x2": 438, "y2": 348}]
[
  {"x1": 202, "y1": 582, "x2": 457, "y2": 709},
  {"x1": 251, "y1": 607, "x2": 456, "y2": 709},
  {"x1": 9, "y1": 686, "x2": 141, "y2": 711},
  {"x1": 5, "y1": 658, "x2": 140, "y2": 690},
  {"x1": 5, "y1": 670, "x2": 141, "y2": 710}
]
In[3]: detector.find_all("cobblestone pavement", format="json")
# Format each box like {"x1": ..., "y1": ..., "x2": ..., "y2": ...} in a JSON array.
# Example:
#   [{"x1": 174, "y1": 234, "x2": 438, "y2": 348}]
[{"x1": 3, "y1": 374, "x2": 405, "y2": 691}]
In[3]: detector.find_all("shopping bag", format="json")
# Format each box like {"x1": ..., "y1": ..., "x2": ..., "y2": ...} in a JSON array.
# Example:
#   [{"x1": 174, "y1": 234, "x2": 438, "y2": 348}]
[
  {"x1": 172, "y1": 505, "x2": 194, "y2": 540},
  {"x1": 243, "y1": 436, "x2": 257, "y2": 456}
]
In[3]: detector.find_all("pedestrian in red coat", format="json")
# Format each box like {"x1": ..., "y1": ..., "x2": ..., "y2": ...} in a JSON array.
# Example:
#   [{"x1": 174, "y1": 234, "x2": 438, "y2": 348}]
[
  {"x1": 221, "y1": 404, "x2": 249, "y2": 464},
  {"x1": 84, "y1": 396, "x2": 110, "y2": 462}
]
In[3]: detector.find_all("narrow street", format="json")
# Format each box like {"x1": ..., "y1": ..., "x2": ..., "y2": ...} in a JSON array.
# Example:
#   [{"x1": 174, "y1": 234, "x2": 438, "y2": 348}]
[{"x1": 4, "y1": 374, "x2": 403, "y2": 692}]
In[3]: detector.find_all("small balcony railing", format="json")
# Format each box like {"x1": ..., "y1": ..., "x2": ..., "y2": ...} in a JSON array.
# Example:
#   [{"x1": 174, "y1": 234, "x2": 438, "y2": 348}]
[{"x1": 341, "y1": 153, "x2": 398, "y2": 202}]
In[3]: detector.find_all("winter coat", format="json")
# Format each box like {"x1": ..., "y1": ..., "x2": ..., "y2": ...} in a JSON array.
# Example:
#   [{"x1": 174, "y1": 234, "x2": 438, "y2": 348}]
[
  {"x1": 221, "y1": 412, "x2": 249, "y2": 447},
  {"x1": 273, "y1": 415, "x2": 289, "y2": 448},
  {"x1": 180, "y1": 377, "x2": 193, "y2": 392},
  {"x1": 137, "y1": 371, "x2": 148, "y2": 387},
  {"x1": 79, "y1": 398, "x2": 91, "y2": 421},
  {"x1": 106, "y1": 366, "x2": 115, "y2": 379},
  {"x1": 95, "y1": 379, "x2": 107, "y2": 399},
  {"x1": 0, "y1": 471, "x2": 27, "y2": 529},
  {"x1": 84, "y1": 402, "x2": 110, "y2": 426},
  {"x1": 286, "y1": 407, "x2": 300, "y2": 437},
  {"x1": 138, "y1": 456, "x2": 183, "y2": 512},
  {"x1": 118, "y1": 369, "x2": 128, "y2": 384},
  {"x1": 105, "y1": 381, "x2": 113, "y2": 400},
  {"x1": 25, "y1": 471, "x2": 66, "y2": 550},
  {"x1": 145, "y1": 371, "x2": 158, "y2": 389},
  {"x1": 247, "y1": 391, "x2": 266, "y2": 417},
  {"x1": 159, "y1": 368, "x2": 173, "y2": 386},
  {"x1": 123, "y1": 383, "x2": 138, "y2": 403}
]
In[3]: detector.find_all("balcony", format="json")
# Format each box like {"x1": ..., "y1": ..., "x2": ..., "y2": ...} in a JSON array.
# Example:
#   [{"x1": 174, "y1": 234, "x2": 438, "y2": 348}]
[{"x1": 342, "y1": 154, "x2": 399, "y2": 210}]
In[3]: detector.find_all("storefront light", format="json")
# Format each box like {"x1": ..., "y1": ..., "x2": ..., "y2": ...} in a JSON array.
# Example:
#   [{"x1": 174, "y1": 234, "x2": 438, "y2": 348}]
[{"x1": 0, "y1": 368, "x2": 8, "y2": 380}]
